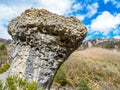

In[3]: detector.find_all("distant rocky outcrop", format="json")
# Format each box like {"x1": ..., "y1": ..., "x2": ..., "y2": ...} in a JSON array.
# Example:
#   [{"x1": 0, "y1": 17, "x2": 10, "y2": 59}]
[
  {"x1": 0, "y1": 8, "x2": 87, "y2": 89},
  {"x1": 79, "y1": 38, "x2": 120, "y2": 51},
  {"x1": 0, "y1": 38, "x2": 12, "y2": 45}
]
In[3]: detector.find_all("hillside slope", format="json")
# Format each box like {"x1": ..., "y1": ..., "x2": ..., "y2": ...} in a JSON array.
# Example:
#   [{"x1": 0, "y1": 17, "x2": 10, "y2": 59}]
[{"x1": 54, "y1": 47, "x2": 120, "y2": 90}]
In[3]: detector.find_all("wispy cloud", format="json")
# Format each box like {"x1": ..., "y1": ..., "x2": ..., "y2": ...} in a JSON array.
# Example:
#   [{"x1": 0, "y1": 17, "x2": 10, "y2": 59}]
[
  {"x1": 76, "y1": 14, "x2": 86, "y2": 21},
  {"x1": 72, "y1": 3, "x2": 83, "y2": 10},
  {"x1": 75, "y1": 2, "x2": 99, "y2": 21},
  {"x1": 112, "y1": 0, "x2": 120, "y2": 8},
  {"x1": 86, "y1": 2, "x2": 99, "y2": 18},
  {"x1": 104, "y1": 0, "x2": 120, "y2": 8}
]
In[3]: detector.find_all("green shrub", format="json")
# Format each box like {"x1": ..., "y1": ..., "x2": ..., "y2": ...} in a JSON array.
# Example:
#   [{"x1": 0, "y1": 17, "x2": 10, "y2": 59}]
[
  {"x1": 27, "y1": 81, "x2": 37, "y2": 90},
  {"x1": 0, "y1": 75, "x2": 44, "y2": 90},
  {"x1": 0, "y1": 63, "x2": 10, "y2": 74},
  {"x1": 54, "y1": 66, "x2": 68, "y2": 86},
  {"x1": 17, "y1": 76, "x2": 28, "y2": 88},
  {"x1": 0, "y1": 80, "x2": 3, "y2": 90},
  {"x1": 76, "y1": 78, "x2": 92, "y2": 90},
  {"x1": 0, "y1": 44, "x2": 6, "y2": 51}
]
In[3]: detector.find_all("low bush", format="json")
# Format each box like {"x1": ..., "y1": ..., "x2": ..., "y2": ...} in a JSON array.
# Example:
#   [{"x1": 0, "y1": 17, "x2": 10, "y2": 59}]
[
  {"x1": 75, "y1": 78, "x2": 92, "y2": 90},
  {"x1": 54, "y1": 66, "x2": 68, "y2": 86},
  {"x1": 0, "y1": 75, "x2": 43, "y2": 90},
  {"x1": 0, "y1": 44, "x2": 6, "y2": 51},
  {"x1": 0, "y1": 63, "x2": 10, "y2": 74}
]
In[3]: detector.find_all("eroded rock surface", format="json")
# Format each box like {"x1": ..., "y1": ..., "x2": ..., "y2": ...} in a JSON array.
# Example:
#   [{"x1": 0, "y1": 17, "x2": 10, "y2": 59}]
[{"x1": 0, "y1": 8, "x2": 87, "y2": 89}]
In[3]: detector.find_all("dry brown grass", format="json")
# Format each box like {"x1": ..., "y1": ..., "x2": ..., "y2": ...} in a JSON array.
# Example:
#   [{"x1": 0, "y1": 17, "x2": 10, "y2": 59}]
[{"x1": 54, "y1": 47, "x2": 120, "y2": 90}]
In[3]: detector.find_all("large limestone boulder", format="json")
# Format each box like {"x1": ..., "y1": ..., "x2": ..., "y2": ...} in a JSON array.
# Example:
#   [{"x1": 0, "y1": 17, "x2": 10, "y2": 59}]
[{"x1": 0, "y1": 8, "x2": 87, "y2": 89}]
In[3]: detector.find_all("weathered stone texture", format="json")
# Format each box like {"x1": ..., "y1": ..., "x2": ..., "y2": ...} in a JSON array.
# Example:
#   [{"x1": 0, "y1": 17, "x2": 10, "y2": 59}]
[{"x1": 0, "y1": 8, "x2": 87, "y2": 89}]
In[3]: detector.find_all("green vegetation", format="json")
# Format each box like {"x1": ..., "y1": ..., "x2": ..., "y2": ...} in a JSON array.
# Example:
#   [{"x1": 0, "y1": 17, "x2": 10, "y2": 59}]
[
  {"x1": 0, "y1": 75, "x2": 43, "y2": 90},
  {"x1": 0, "y1": 44, "x2": 8, "y2": 68},
  {"x1": 0, "y1": 80, "x2": 3, "y2": 90},
  {"x1": 75, "y1": 78, "x2": 91, "y2": 90},
  {"x1": 0, "y1": 44, "x2": 6, "y2": 51},
  {"x1": 98, "y1": 41, "x2": 120, "y2": 50},
  {"x1": 0, "y1": 63, "x2": 10, "y2": 74},
  {"x1": 54, "y1": 66, "x2": 68, "y2": 86},
  {"x1": 104, "y1": 42, "x2": 115, "y2": 49},
  {"x1": 0, "y1": 44, "x2": 7, "y2": 56}
]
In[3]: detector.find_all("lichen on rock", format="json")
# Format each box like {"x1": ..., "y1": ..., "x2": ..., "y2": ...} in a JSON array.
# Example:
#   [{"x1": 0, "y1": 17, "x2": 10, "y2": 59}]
[{"x1": 0, "y1": 8, "x2": 87, "y2": 90}]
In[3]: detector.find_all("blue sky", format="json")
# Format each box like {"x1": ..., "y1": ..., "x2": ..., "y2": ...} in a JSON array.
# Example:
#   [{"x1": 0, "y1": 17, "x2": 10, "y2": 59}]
[{"x1": 0, "y1": 0, "x2": 120, "y2": 40}]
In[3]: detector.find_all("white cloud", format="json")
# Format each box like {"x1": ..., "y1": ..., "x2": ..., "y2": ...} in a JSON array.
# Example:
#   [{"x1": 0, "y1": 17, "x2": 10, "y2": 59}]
[
  {"x1": 37, "y1": 0, "x2": 74, "y2": 15},
  {"x1": 0, "y1": 1, "x2": 35, "y2": 19},
  {"x1": 90, "y1": 11, "x2": 120, "y2": 34},
  {"x1": 0, "y1": 5, "x2": 15, "y2": 19},
  {"x1": 86, "y1": 2, "x2": 99, "y2": 18},
  {"x1": 114, "y1": 35, "x2": 120, "y2": 39}
]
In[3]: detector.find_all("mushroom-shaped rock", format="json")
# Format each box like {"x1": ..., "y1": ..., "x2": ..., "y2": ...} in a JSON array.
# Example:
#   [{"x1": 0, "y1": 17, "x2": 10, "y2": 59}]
[{"x1": 2, "y1": 8, "x2": 87, "y2": 89}]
